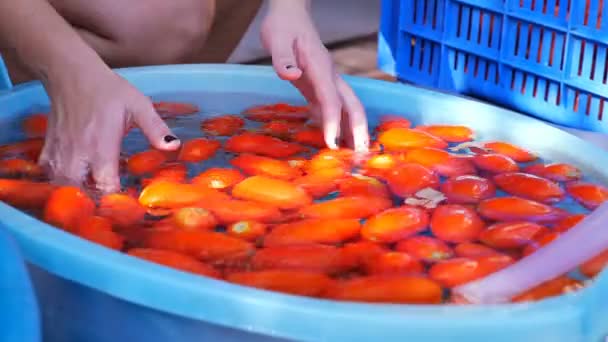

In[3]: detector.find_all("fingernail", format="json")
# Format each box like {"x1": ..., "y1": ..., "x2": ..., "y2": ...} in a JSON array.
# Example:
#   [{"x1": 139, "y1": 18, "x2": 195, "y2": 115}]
[
  {"x1": 164, "y1": 135, "x2": 178, "y2": 143},
  {"x1": 285, "y1": 65, "x2": 295, "y2": 70}
]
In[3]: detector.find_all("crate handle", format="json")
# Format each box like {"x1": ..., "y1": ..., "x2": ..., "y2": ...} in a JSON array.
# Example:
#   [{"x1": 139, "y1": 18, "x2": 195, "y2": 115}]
[
  {"x1": 454, "y1": 202, "x2": 608, "y2": 304},
  {"x1": 0, "y1": 56, "x2": 13, "y2": 92}
]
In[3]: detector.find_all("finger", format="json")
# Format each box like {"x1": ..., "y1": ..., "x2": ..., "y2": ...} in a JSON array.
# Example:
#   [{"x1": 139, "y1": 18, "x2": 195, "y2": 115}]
[
  {"x1": 90, "y1": 131, "x2": 122, "y2": 194},
  {"x1": 133, "y1": 100, "x2": 181, "y2": 151},
  {"x1": 269, "y1": 37, "x2": 303, "y2": 81},
  {"x1": 48, "y1": 152, "x2": 89, "y2": 187},
  {"x1": 336, "y1": 77, "x2": 370, "y2": 153},
  {"x1": 302, "y1": 55, "x2": 342, "y2": 149}
]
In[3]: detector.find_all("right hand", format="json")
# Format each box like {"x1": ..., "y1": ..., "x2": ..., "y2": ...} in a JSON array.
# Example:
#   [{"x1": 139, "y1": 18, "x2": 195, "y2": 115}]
[{"x1": 39, "y1": 65, "x2": 181, "y2": 193}]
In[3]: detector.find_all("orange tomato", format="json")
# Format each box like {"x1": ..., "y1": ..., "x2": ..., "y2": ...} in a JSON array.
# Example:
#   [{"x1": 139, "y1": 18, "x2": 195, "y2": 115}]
[
  {"x1": 384, "y1": 163, "x2": 440, "y2": 197},
  {"x1": 22, "y1": 114, "x2": 48, "y2": 138},
  {"x1": 479, "y1": 221, "x2": 549, "y2": 249},
  {"x1": 192, "y1": 167, "x2": 245, "y2": 190},
  {"x1": 337, "y1": 174, "x2": 390, "y2": 198},
  {"x1": 230, "y1": 154, "x2": 302, "y2": 180},
  {"x1": 0, "y1": 138, "x2": 45, "y2": 161},
  {"x1": 361, "y1": 154, "x2": 398, "y2": 177},
  {"x1": 232, "y1": 176, "x2": 312, "y2": 210},
  {"x1": 44, "y1": 186, "x2": 96, "y2": 232},
  {"x1": 128, "y1": 248, "x2": 220, "y2": 278},
  {"x1": 259, "y1": 121, "x2": 302, "y2": 139},
  {"x1": 342, "y1": 241, "x2": 390, "y2": 267},
  {"x1": 226, "y1": 220, "x2": 268, "y2": 241},
  {"x1": 75, "y1": 216, "x2": 124, "y2": 250},
  {"x1": 429, "y1": 255, "x2": 514, "y2": 288},
  {"x1": 472, "y1": 153, "x2": 519, "y2": 174},
  {"x1": 522, "y1": 231, "x2": 561, "y2": 257},
  {"x1": 252, "y1": 244, "x2": 357, "y2": 274},
  {"x1": 139, "y1": 181, "x2": 230, "y2": 209},
  {"x1": 200, "y1": 115, "x2": 244, "y2": 136},
  {"x1": 402, "y1": 148, "x2": 475, "y2": 177},
  {"x1": 242, "y1": 103, "x2": 309, "y2": 122},
  {"x1": 0, "y1": 158, "x2": 43, "y2": 178},
  {"x1": 294, "y1": 167, "x2": 347, "y2": 198},
  {"x1": 172, "y1": 207, "x2": 218, "y2": 230},
  {"x1": 553, "y1": 214, "x2": 586, "y2": 233},
  {"x1": 0, "y1": 179, "x2": 56, "y2": 209},
  {"x1": 198, "y1": 199, "x2": 281, "y2": 224},
  {"x1": 512, "y1": 276, "x2": 583, "y2": 302},
  {"x1": 454, "y1": 242, "x2": 503, "y2": 258},
  {"x1": 494, "y1": 172, "x2": 565, "y2": 203},
  {"x1": 565, "y1": 182, "x2": 608, "y2": 210},
  {"x1": 141, "y1": 162, "x2": 188, "y2": 187},
  {"x1": 144, "y1": 229, "x2": 254, "y2": 263},
  {"x1": 478, "y1": 197, "x2": 568, "y2": 223},
  {"x1": 430, "y1": 205, "x2": 485, "y2": 243},
  {"x1": 178, "y1": 138, "x2": 220, "y2": 163},
  {"x1": 153, "y1": 101, "x2": 199, "y2": 117},
  {"x1": 98, "y1": 193, "x2": 146, "y2": 227},
  {"x1": 375, "y1": 115, "x2": 412, "y2": 132},
  {"x1": 378, "y1": 128, "x2": 448, "y2": 152},
  {"x1": 324, "y1": 275, "x2": 443, "y2": 304},
  {"x1": 524, "y1": 163, "x2": 582, "y2": 182},
  {"x1": 292, "y1": 128, "x2": 326, "y2": 148},
  {"x1": 299, "y1": 196, "x2": 393, "y2": 220},
  {"x1": 361, "y1": 206, "x2": 429, "y2": 243},
  {"x1": 263, "y1": 218, "x2": 361, "y2": 247},
  {"x1": 364, "y1": 252, "x2": 424, "y2": 275},
  {"x1": 127, "y1": 150, "x2": 167, "y2": 176},
  {"x1": 226, "y1": 270, "x2": 334, "y2": 296},
  {"x1": 225, "y1": 132, "x2": 307, "y2": 158},
  {"x1": 483, "y1": 141, "x2": 537, "y2": 163},
  {"x1": 440, "y1": 175, "x2": 496, "y2": 204},
  {"x1": 580, "y1": 249, "x2": 608, "y2": 278},
  {"x1": 417, "y1": 124, "x2": 474, "y2": 143},
  {"x1": 395, "y1": 236, "x2": 454, "y2": 263}
]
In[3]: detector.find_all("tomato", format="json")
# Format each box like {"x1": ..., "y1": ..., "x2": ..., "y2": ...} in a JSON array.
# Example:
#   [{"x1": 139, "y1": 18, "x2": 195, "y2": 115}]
[
  {"x1": 375, "y1": 115, "x2": 412, "y2": 132},
  {"x1": 75, "y1": 216, "x2": 124, "y2": 250},
  {"x1": 128, "y1": 248, "x2": 220, "y2": 278},
  {"x1": 263, "y1": 218, "x2": 361, "y2": 247},
  {"x1": 172, "y1": 207, "x2": 218, "y2": 230},
  {"x1": 232, "y1": 176, "x2": 312, "y2": 210},
  {"x1": 44, "y1": 186, "x2": 96, "y2": 232},
  {"x1": 512, "y1": 276, "x2": 583, "y2": 302},
  {"x1": 0, "y1": 179, "x2": 56, "y2": 209},
  {"x1": 524, "y1": 163, "x2": 582, "y2": 182},
  {"x1": 252, "y1": 244, "x2": 357, "y2": 274},
  {"x1": 565, "y1": 182, "x2": 608, "y2": 210},
  {"x1": 493, "y1": 172, "x2": 565, "y2": 203},
  {"x1": 226, "y1": 270, "x2": 334, "y2": 297},
  {"x1": 200, "y1": 115, "x2": 244, "y2": 136},
  {"x1": 22, "y1": 114, "x2": 48, "y2": 138},
  {"x1": 0, "y1": 158, "x2": 43, "y2": 178},
  {"x1": 126, "y1": 150, "x2": 167, "y2": 176},
  {"x1": 225, "y1": 132, "x2": 307, "y2": 158},
  {"x1": 324, "y1": 275, "x2": 443, "y2": 304},
  {"x1": 198, "y1": 199, "x2": 281, "y2": 225},
  {"x1": 580, "y1": 249, "x2": 608, "y2": 278},
  {"x1": 192, "y1": 167, "x2": 245, "y2": 190},
  {"x1": 384, "y1": 163, "x2": 440, "y2": 197},
  {"x1": 429, "y1": 255, "x2": 514, "y2": 288},
  {"x1": 294, "y1": 167, "x2": 347, "y2": 198},
  {"x1": 395, "y1": 236, "x2": 454, "y2": 262},
  {"x1": 440, "y1": 175, "x2": 496, "y2": 204},
  {"x1": 226, "y1": 220, "x2": 267, "y2": 241},
  {"x1": 417, "y1": 124, "x2": 474, "y2": 143},
  {"x1": 98, "y1": 193, "x2": 146, "y2": 227},
  {"x1": 337, "y1": 174, "x2": 390, "y2": 198},
  {"x1": 364, "y1": 252, "x2": 424, "y2": 275},
  {"x1": 478, "y1": 197, "x2": 568, "y2": 223},
  {"x1": 299, "y1": 196, "x2": 392, "y2": 220},
  {"x1": 178, "y1": 138, "x2": 221, "y2": 163},
  {"x1": 479, "y1": 221, "x2": 549, "y2": 249},
  {"x1": 153, "y1": 101, "x2": 199, "y2": 117},
  {"x1": 230, "y1": 154, "x2": 302, "y2": 180},
  {"x1": 483, "y1": 141, "x2": 537, "y2": 162},
  {"x1": 430, "y1": 205, "x2": 485, "y2": 243},
  {"x1": 139, "y1": 181, "x2": 230, "y2": 209},
  {"x1": 378, "y1": 128, "x2": 448, "y2": 151},
  {"x1": 292, "y1": 128, "x2": 326, "y2": 148},
  {"x1": 454, "y1": 242, "x2": 503, "y2": 258},
  {"x1": 472, "y1": 153, "x2": 519, "y2": 174},
  {"x1": 361, "y1": 206, "x2": 429, "y2": 243}
]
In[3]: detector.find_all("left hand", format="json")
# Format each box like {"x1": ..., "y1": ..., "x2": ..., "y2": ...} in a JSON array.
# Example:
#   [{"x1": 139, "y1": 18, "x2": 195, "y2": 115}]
[{"x1": 260, "y1": 0, "x2": 369, "y2": 152}]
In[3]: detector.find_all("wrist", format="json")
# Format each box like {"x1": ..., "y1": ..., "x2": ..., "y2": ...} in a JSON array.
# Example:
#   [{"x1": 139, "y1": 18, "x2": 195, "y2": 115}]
[{"x1": 268, "y1": 0, "x2": 310, "y2": 14}]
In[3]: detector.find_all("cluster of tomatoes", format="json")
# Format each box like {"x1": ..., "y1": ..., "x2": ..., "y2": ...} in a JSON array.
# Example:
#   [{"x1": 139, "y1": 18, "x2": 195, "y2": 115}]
[{"x1": 1, "y1": 101, "x2": 607, "y2": 305}]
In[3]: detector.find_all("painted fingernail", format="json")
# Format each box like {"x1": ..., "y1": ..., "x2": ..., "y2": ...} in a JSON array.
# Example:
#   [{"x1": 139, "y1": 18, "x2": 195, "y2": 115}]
[
  {"x1": 164, "y1": 135, "x2": 178, "y2": 143},
  {"x1": 285, "y1": 65, "x2": 295, "y2": 70}
]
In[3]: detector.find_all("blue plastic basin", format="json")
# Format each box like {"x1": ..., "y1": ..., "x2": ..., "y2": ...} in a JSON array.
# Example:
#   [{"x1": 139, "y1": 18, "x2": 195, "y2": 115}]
[
  {"x1": 0, "y1": 224, "x2": 40, "y2": 342},
  {"x1": 0, "y1": 64, "x2": 608, "y2": 342}
]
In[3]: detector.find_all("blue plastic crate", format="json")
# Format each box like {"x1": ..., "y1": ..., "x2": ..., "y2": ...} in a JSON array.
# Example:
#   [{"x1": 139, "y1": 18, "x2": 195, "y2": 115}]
[{"x1": 378, "y1": 0, "x2": 608, "y2": 133}]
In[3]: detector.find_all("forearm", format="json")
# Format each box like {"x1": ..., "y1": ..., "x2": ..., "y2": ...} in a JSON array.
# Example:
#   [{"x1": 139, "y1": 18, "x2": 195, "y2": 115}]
[{"x1": 0, "y1": 0, "x2": 107, "y2": 86}]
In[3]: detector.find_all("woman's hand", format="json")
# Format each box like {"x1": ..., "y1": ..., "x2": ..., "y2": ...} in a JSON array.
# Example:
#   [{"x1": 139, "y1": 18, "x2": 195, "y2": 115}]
[
  {"x1": 39, "y1": 64, "x2": 180, "y2": 193},
  {"x1": 260, "y1": 0, "x2": 369, "y2": 152}
]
